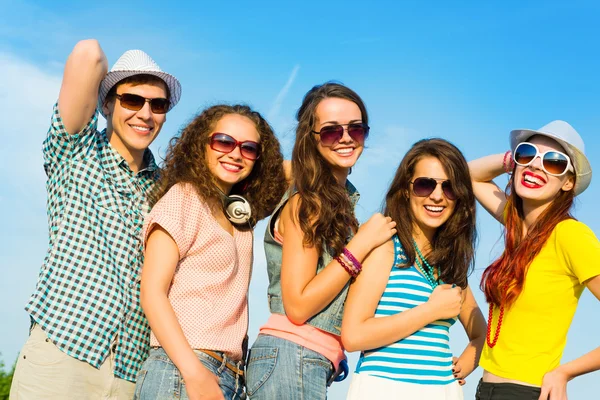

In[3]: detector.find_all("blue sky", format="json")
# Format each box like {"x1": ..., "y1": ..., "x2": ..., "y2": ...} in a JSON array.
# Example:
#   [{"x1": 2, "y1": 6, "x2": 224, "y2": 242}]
[{"x1": 1, "y1": 1, "x2": 599, "y2": 398}]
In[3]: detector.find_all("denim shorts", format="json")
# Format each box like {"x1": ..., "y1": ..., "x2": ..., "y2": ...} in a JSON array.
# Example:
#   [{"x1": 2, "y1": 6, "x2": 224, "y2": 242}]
[
  {"x1": 245, "y1": 334, "x2": 334, "y2": 400},
  {"x1": 475, "y1": 379, "x2": 541, "y2": 400},
  {"x1": 134, "y1": 347, "x2": 245, "y2": 399}
]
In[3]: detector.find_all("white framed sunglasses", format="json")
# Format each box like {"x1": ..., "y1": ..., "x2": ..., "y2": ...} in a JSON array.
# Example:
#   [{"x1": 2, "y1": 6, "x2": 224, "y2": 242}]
[{"x1": 513, "y1": 142, "x2": 574, "y2": 176}]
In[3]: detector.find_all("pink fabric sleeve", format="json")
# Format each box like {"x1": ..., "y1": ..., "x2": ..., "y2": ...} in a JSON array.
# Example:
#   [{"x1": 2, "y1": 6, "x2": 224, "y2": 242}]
[{"x1": 143, "y1": 183, "x2": 203, "y2": 259}]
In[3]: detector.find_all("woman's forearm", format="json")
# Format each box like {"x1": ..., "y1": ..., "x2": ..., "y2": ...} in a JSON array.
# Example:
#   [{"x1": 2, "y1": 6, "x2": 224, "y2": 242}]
[
  {"x1": 343, "y1": 302, "x2": 440, "y2": 352},
  {"x1": 140, "y1": 288, "x2": 208, "y2": 380},
  {"x1": 469, "y1": 153, "x2": 506, "y2": 183},
  {"x1": 559, "y1": 346, "x2": 600, "y2": 381},
  {"x1": 455, "y1": 334, "x2": 485, "y2": 378}
]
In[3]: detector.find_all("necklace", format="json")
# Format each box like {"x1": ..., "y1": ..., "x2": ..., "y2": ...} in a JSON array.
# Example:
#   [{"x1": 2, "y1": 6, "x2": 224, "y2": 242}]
[
  {"x1": 486, "y1": 303, "x2": 504, "y2": 348},
  {"x1": 412, "y1": 239, "x2": 438, "y2": 288}
]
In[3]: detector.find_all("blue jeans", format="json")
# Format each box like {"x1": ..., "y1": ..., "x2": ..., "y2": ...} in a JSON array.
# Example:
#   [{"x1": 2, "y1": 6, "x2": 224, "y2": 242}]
[
  {"x1": 134, "y1": 347, "x2": 245, "y2": 399},
  {"x1": 246, "y1": 334, "x2": 334, "y2": 399}
]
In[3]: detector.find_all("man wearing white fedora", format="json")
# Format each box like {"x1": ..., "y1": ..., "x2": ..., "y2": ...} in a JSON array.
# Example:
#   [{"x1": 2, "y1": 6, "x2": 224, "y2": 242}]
[{"x1": 10, "y1": 39, "x2": 181, "y2": 399}]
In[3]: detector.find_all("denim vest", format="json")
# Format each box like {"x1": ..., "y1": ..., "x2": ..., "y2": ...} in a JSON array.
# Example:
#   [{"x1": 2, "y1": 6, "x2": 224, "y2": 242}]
[{"x1": 264, "y1": 181, "x2": 360, "y2": 335}]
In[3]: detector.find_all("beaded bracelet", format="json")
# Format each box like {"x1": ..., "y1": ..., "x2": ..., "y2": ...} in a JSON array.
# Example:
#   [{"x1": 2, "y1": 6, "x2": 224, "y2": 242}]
[
  {"x1": 340, "y1": 252, "x2": 360, "y2": 276},
  {"x1": 342, "y1": 248, "x2": 363, "y2": 274},
  {"x1": 502, "y1": 151, "x2": 514, "y2": 174},
  {"x1": 335, "y1": 255, "x2": 357, "y2": 278}
]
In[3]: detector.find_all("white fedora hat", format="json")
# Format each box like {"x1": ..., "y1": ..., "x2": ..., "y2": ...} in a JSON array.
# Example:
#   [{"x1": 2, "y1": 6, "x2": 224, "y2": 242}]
[
  {"x1": 510, "y1": 120, "x2": 592, "y2": 196},
  {"x1": 98, "y1": 49, "x2": 182, "y2": 117}
]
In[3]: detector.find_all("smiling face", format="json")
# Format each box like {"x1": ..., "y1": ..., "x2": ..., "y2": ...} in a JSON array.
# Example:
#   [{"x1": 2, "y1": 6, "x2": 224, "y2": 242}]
[
  {"x1": 313, "y1": 97, "x2": 365, "y2": 180},
  {"x1": 103, "y1": 81, "x2": 168, "y2": 163},
  {"x1": 206, "y1": 113, "x2": 260, "y2": 194},
  {"x1": 409, "y1": 156, "x2": 456, "y2": 239},
  {"x1": 514, "y1": 135, "x2": 575, "y2": 207}
]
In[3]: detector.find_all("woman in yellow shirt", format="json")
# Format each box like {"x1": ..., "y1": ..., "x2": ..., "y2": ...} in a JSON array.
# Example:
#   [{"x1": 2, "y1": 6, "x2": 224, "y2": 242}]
[{"x1": 468, "y1": 121, "x2": 600, "y2": 400}]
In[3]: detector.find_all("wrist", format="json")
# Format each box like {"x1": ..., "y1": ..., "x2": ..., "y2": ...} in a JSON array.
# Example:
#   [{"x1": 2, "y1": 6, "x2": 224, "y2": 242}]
[
  {"x1": 421, "y1": 300, "x2": 440, "y2": 320},
  {"x1": 554, "y1": 364, "x2": 576, "y2": 382},
  {"x1": 502, "y1": 151, "x2": 514, "y2": 174},
  {"x1": 180, "y1": 359, "x2": 209, "y2": 381},
  {"x1": 344, "y1": 239, "x2": 365, "y2": 262}
]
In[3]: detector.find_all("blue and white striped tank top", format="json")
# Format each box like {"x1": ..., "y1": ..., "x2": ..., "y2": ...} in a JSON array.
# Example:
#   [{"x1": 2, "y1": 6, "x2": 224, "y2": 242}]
[{"x1": 354, "y1": 235, "x2": 457, "y2": 385}]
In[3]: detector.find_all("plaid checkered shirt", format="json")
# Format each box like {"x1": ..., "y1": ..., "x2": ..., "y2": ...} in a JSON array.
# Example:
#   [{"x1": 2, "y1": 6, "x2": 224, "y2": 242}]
[{"x1": 25, "y1": 104, "x2": 159, "y2": 382}]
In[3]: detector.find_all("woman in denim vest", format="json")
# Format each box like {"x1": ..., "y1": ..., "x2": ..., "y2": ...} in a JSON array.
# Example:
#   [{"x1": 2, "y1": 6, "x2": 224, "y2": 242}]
[{"x1": 245, "y1": 82, "x2": 397, "y2": 399}]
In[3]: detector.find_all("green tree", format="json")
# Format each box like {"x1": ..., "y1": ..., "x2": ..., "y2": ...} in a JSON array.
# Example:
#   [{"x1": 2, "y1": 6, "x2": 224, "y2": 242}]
[{"x1": 0, "y1": 354, "x2": 15, "y2": 400}]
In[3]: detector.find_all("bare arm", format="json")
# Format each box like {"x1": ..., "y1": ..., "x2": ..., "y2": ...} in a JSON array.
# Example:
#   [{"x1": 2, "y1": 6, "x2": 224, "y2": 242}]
[
  {"x1": 141, "y1": 226, "x2": 223, "y2": 400},
  {"x1": 280, "y1": 195, "x2": 396, "y2": 324},
  {"x1": 468, "y1": 153, "x2": 508, "y2": 224},
  {"x1": 538, "y1": 275, "x2": 600, "y2": 400},
  {"x1": 341, "y1": 242, "x2": 463, "y2": 352},
  {"x1": 58, "y1": 39, "x2": 108, "y2": 135},
  {"x1": 283, "y1": 160, "x2": 292, "y2": 186},
  {"x1": 452, "y1": 286, "x2": 487, "y2": 380}
]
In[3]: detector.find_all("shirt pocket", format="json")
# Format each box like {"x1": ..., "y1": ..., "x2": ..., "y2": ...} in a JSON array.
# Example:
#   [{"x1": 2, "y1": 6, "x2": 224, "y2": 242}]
[{"x1": 93, "y1": 176, "x2": 134, "y2": 228}]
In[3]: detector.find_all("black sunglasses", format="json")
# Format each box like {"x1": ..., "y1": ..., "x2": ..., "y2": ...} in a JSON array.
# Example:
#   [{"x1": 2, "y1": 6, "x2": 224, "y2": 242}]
[
  {"x1": 115, "y1": 93, "x2": 170, "y2": 114},
  {"x1": 210, "y1": 133, "x2": 261, "y2": 161},
  {"x1": 410, "y1": 177, "x2": 456, "y2": 200},
  {"x1": 312, "y1": 123, "x2": 370, "y2": 147}
]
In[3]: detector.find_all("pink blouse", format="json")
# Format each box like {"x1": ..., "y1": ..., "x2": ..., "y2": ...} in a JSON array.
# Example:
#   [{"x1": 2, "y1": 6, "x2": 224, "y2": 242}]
[{"x1": 143, "y1": 183, "x2": 253, "y2": 361}]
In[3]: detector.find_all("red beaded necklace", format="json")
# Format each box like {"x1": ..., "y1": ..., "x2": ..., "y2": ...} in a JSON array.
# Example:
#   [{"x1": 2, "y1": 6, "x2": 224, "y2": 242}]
[{"x1": 486, "y1": 303, "x2": 505, "y2": 348}]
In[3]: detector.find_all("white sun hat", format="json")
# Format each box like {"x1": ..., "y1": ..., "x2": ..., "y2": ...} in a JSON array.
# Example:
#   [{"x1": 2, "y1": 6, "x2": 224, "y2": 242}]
[
  {"x1": 97, "y1": 49, "x2": 182, "y2": 117},
  {"x1": 510, "y1": 120, "x2": 592, "y2": 196}
]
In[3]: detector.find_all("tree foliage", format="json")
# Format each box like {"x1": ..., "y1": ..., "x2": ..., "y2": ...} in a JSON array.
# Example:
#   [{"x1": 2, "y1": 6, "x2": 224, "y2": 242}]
[{"x1": 0, "y1": 354, "x2": 15, "y2": 400}]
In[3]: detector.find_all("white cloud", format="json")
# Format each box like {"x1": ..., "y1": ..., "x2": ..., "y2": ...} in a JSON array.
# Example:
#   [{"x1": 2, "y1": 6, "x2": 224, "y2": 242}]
[
  {"x1": 0, "y1": 53, "x2": 62, "y2": 195},
  {"x1": 266, "y1": 65, "x2": 300, "y2": 156},
  {"x1": 268, "y1": 64, "x2": 300, "y2": 122}
]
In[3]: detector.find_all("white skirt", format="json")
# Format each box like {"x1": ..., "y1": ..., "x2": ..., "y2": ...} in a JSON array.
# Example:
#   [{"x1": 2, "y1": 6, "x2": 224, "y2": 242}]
[{"x1": 346, "y1": 373, "x2": 464, "y2": 400}]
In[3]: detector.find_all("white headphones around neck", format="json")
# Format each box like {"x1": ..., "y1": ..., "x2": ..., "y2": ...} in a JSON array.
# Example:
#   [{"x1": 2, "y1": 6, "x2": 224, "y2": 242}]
[{"x1": 222, "y1": 194, "x2": 252, "y2": 225}]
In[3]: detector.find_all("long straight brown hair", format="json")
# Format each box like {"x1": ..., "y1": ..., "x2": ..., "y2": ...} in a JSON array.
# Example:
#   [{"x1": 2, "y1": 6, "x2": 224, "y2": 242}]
[
  {"x1": 384, "y1": 138, "x2": 477, "y2": 288},
  {"x1": 291, "y1": 82, "x2": 368, "y2": 255}
]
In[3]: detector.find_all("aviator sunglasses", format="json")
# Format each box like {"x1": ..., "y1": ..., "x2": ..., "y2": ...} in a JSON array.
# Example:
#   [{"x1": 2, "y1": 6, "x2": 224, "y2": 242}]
[
  {"x1": 115, "y1": 93, "x2": 170, "y2": 114},
  {"x1": 410, "y1": 177, "x2": 457, "y2": 200},
  {"x1": 312, "y1": 123, "x2": 370, "y2": 147},
  {"x1": 513, "y1": 142, "x2": 574, "y2": 176},
  {"x1": 210, "y1": 133, "x2": 261, "y2": 161}
]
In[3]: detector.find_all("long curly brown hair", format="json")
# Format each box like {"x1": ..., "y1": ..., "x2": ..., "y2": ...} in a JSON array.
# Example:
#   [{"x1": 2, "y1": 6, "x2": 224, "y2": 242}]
[
  {"x1": 291, "y1": 82, "x2": 368, "y2": 255},
  {"x1": 151, "y1": 104, "x2": 287, "y2": 227},
  {"x1": 384, "y1": 138, "x2": 477, "y2": 289}
]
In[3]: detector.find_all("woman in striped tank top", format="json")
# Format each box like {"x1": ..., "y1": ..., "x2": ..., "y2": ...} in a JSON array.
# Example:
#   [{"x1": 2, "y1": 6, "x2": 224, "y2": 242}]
[{"x1": 342, "y1": 138, "x2": 487, "y2": 399}]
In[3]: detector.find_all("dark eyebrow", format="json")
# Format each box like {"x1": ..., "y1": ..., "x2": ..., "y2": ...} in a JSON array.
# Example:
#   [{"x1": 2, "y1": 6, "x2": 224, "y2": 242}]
[{"x1": 320, "y1": 119, "x2": 363, "y2": 125}]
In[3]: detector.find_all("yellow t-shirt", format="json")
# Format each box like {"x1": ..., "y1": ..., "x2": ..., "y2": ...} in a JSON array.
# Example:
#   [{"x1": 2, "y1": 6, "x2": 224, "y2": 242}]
[{"x1": 480, "y1": 219, "x2": 600, "y2": 386}]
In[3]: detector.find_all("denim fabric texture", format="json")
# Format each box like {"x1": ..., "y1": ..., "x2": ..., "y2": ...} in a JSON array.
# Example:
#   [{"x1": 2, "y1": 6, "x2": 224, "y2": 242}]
[
  {"x1": 134, "y1": 348, "x2": 245, "y2": 400},
  {"x1": 245, "y1": 334, "x2": 334, "y2": 400},
  {"x1": 475, "y1": 379, "x2": 541, "y2": 400},
  {"x1": 263, "y1": 182, "x2": 360, "y2": 336}
]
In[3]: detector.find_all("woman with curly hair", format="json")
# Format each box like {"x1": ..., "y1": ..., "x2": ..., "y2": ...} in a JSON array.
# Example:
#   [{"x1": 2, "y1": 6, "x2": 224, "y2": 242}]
[
  {"x1": 470, "y1": 121, "x2": 600, "y2": 400},
  {"x1": 342, "y1": 138, "x2": 486, "y2": 400},
  {"x1": 245, "y1": 82, "x2": 397, "y2": 399},
  {"x1": 133, "y1": 105, "x2": 286, "y2": 400}
]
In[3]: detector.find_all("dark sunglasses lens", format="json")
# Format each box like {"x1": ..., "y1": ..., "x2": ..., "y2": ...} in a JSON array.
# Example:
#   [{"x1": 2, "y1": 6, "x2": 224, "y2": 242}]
[
  {"x1": 441, "y1": 181, "x2": 457, "y2": 200},
  {"x1": 150, "y1": 98, "x2": 169, "y2": 114},
  {"x1": 514, "y1": 143, "x2": 536, "y2": 165},
  {"x1": 319, "y1": 125, "x2": 344, "y2": 146},
  {"x1": 119, "y1": 94, "x2": 145, "y2": 111},
  {"x1": 240, "y1": 142, "x2": 260, "y2": 160},
  {"x1": 211, "y1": 134, "x2": 236, "y2": 153},
  {"x1": 543, "y1": 153, "x2": 569, "y2": 175},
  {"x1": 412, "y1": 178, "x2": 437, "y2": 197},
  {"x1": 348, "y1": 124, "x2": 369, "y2": 143}
]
